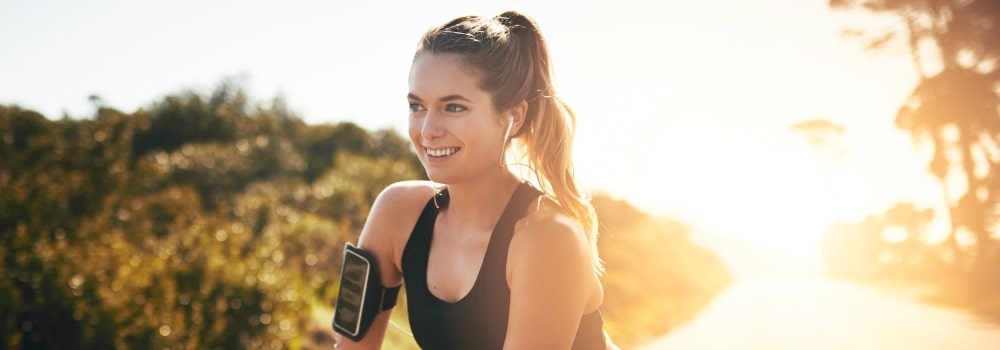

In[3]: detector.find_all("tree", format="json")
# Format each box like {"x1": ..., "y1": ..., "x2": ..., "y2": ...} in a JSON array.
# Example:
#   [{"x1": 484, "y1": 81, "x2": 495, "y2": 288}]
[{"x1": 830, "y1": 0, "x2": 1000, "y2": 272}]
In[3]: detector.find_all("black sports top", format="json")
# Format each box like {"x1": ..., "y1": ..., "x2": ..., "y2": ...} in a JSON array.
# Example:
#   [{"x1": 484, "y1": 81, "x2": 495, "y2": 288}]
[{"x1": 401, "y1": 182, "x2": 607, "y2": 350}]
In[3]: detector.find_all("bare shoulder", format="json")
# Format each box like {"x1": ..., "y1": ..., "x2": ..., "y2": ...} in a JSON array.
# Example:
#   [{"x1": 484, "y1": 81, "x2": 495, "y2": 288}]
[
  {"x1": 362, "y1": 180, "x2": 435, "y2": 237},
  {"x1": 514, "y1": 197, "x2": 590, "y2": 250},
  {"x1": 369, "y1": 180, "x2": 437, "y2": 214},
  {"x1": 508, "y1": 198, "x2": 593, "y2": 274},
  {"x1": 357, "y1": 180, "x2": 436, "y2": 275}
]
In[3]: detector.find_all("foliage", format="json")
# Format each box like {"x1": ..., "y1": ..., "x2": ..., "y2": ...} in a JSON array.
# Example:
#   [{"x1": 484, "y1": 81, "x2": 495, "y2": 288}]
[
  {"x1": 1, "y1": 81, "x2": 729, "y2": 348},
  {"x1": 831, "y1": 0, "x2": 1000, "y2": 271},
  {"x1": 829, "y1": 1, "x2": 1000, "y2": 316},
  {"x1": 594, "y1": 196, "x2": 732, "y2": 348},
  {"x1": 820, "y1": 202, "x2": 944, "y2": 280},
  {"x1": 0, "y1": 82, "x2": 421, "y2": 349}
]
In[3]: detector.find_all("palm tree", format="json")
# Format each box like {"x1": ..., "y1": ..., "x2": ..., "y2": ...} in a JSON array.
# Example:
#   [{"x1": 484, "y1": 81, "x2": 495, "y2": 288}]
[
  {"x1": 790, "y1": 118, "x2": 847, "y2": 215},
  {"x1": 830, "y1": 0, "x2": 1000, "y2": 272}
]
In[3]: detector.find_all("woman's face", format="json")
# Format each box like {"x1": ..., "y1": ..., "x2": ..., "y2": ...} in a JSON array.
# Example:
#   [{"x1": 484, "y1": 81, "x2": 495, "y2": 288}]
[{"x1": 407, "y1": 53, "x2": 507, "y2": 184}]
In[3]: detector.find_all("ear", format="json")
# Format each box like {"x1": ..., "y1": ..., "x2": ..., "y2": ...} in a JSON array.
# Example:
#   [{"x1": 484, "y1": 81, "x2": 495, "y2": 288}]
[{"x1": 504, "y1": 100, "x2": 529, "y2": 137}]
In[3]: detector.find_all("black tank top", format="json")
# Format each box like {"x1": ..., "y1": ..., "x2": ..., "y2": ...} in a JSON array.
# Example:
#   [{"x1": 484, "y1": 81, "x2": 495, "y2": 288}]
[{"x1": 401, "y1": 182, "x2": 606, "y2": 349}]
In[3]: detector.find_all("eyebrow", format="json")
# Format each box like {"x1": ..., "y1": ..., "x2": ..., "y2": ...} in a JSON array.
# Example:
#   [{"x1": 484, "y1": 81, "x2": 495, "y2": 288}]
[{"x1": 407, "y1": 93, "x2": 473, "y2": 103}]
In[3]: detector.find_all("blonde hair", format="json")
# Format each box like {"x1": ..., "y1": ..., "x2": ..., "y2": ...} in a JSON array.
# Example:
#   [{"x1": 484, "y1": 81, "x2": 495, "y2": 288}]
[{"x1": 417, "y1": 11, "x2": 602, "y2": 273}]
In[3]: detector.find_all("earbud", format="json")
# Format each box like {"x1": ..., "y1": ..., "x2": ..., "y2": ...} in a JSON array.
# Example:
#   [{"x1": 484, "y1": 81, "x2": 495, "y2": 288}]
[
  {"x1": 503, "y1": 114, "x2": 514, "y2": 142},
  {"x1": 499, "y1": 114, "x2": 514, "y2": 168}
]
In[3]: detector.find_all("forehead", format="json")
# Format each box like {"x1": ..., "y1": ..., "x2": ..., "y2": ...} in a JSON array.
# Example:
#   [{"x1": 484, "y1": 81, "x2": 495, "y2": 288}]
[{"x1": 408, "y1": 53, "x2": 487, "y2": 99}]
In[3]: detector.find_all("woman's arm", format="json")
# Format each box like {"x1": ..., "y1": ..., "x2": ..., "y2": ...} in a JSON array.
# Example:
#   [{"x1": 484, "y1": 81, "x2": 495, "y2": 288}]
[
  {"x1": 504, "y1": 209, "x2": 596, "y2": 349},
  {"x1": 335, "y1": 311, "x2": 393, "y2": 349},
  {"x1": 335, "y1": 181, "x2": 430, "y2": 349}
]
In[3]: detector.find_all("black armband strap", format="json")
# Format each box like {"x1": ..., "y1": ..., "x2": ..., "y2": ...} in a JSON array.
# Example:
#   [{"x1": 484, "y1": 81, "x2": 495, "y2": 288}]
[{"x1": 332, "y1": 243, "x2": 401, "y2": 342}]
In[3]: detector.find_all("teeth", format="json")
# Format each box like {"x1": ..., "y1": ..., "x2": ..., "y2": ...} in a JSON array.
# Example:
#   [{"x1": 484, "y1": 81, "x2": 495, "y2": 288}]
[{"x1": 427, "y1": 147, "x2": 459, "y2": 157}]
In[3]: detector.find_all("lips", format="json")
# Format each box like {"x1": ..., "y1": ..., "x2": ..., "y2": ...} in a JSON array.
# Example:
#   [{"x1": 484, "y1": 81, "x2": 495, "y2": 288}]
[{"x1": 425, "y1": 147, "x2": 460, "y2": 157}]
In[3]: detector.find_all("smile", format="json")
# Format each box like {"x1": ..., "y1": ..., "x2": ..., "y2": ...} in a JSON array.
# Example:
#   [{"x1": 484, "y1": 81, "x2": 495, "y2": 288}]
[{"x1": 426, "y1": 147, "x2": 460, "y2": 157}]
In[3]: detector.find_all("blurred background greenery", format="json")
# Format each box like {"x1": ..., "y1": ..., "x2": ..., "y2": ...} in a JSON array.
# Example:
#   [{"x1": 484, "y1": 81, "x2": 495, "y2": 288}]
[
  {"x1": 816, "y1": 0, "x2": 1000, "y2": 322},
  {"x1": 1, "y1": 82, "x2": 731, "y2": 349}
]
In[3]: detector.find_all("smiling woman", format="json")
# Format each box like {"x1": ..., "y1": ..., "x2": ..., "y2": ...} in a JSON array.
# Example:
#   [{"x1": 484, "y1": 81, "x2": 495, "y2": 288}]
[{"x1": 333, "y1": 10, "x2": 618, "y2": 350}]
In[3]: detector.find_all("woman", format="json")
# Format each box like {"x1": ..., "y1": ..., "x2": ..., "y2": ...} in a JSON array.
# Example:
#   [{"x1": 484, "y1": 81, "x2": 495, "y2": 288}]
[{"x1": 336, "y1": 10, "x2": 616, "y2": 349}]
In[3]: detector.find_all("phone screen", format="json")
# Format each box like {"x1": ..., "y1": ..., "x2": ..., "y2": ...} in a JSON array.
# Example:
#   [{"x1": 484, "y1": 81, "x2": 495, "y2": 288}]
[{"x1": 333, "y1": 248, "x2": 370, "y2": 336}]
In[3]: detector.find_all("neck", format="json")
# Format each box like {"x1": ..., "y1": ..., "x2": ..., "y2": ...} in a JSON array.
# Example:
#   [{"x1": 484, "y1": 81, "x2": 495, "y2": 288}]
[{"x1": 438, "y1": 169, "x2": 521, "y2": 232}]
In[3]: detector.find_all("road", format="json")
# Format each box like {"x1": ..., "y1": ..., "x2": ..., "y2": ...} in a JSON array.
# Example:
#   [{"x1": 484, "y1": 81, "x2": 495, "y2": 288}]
[{"x1": 638, "y1": 233, "x2": 1000, "y2": 349}]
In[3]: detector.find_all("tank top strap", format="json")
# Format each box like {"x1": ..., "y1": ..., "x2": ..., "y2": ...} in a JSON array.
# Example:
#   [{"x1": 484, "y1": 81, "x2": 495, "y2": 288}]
[
  {"x1": 486, "y1": 183, "x2": 542, "y2": 263},
  {"x1": 400, "y1": 191, "x2": 440, "y2": 291}
]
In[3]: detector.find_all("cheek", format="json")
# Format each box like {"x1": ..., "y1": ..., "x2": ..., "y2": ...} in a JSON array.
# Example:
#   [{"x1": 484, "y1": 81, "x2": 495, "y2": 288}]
[
  {"x1": 408, "y1": 131, "x2": 425, "y2": 161},
  {"x1": 408, "y1": 118, "x2": 422, "y2": 144}
]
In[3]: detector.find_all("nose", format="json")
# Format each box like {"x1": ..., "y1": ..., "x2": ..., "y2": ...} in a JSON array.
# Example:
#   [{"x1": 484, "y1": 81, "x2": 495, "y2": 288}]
[{"x1": 420, "y1": 111, "x2": 446, "y2": 140}]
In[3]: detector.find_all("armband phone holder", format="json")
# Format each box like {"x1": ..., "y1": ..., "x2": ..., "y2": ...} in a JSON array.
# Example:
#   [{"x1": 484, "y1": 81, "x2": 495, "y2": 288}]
[{"x1": 332, "y1": 243, "x2": 400, "y2": 342}]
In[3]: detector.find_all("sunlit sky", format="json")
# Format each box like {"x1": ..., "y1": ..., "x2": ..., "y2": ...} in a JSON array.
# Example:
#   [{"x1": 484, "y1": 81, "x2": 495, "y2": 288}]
[{"x1": 1, "y1": 0, "x2": 946, "y2": 259}]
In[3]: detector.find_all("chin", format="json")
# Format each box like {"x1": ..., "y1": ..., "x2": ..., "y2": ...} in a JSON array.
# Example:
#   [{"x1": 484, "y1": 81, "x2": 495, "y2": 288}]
[{"x1": 423, "y1": 171, "x2": 453, "y2": 185}]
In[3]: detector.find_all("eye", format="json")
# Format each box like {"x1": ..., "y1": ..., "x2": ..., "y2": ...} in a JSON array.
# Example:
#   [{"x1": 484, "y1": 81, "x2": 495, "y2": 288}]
[
  {"x1": 445, "y1": 104, "x2": 467, "y2": 113},
  {"x1": 409, "y1": 102, "x2": 425, "y2": 112}
]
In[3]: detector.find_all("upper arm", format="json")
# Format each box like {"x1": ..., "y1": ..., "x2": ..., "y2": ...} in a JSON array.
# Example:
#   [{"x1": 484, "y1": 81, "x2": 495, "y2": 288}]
[
  {"x1": 504, "y1": 210, "x2": 595, "y2": 349},
  {"x1": 336, "y1": 180, "x2": 433, "y2": 350},
  {"x1": 355, "y1": 181, "x2": 432, "y2": 285}
]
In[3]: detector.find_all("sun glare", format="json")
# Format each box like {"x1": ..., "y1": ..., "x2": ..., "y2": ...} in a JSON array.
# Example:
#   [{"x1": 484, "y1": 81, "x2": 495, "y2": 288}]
[{"x1": 689, "y1": 145, "x2": 837, "y2": 261}]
